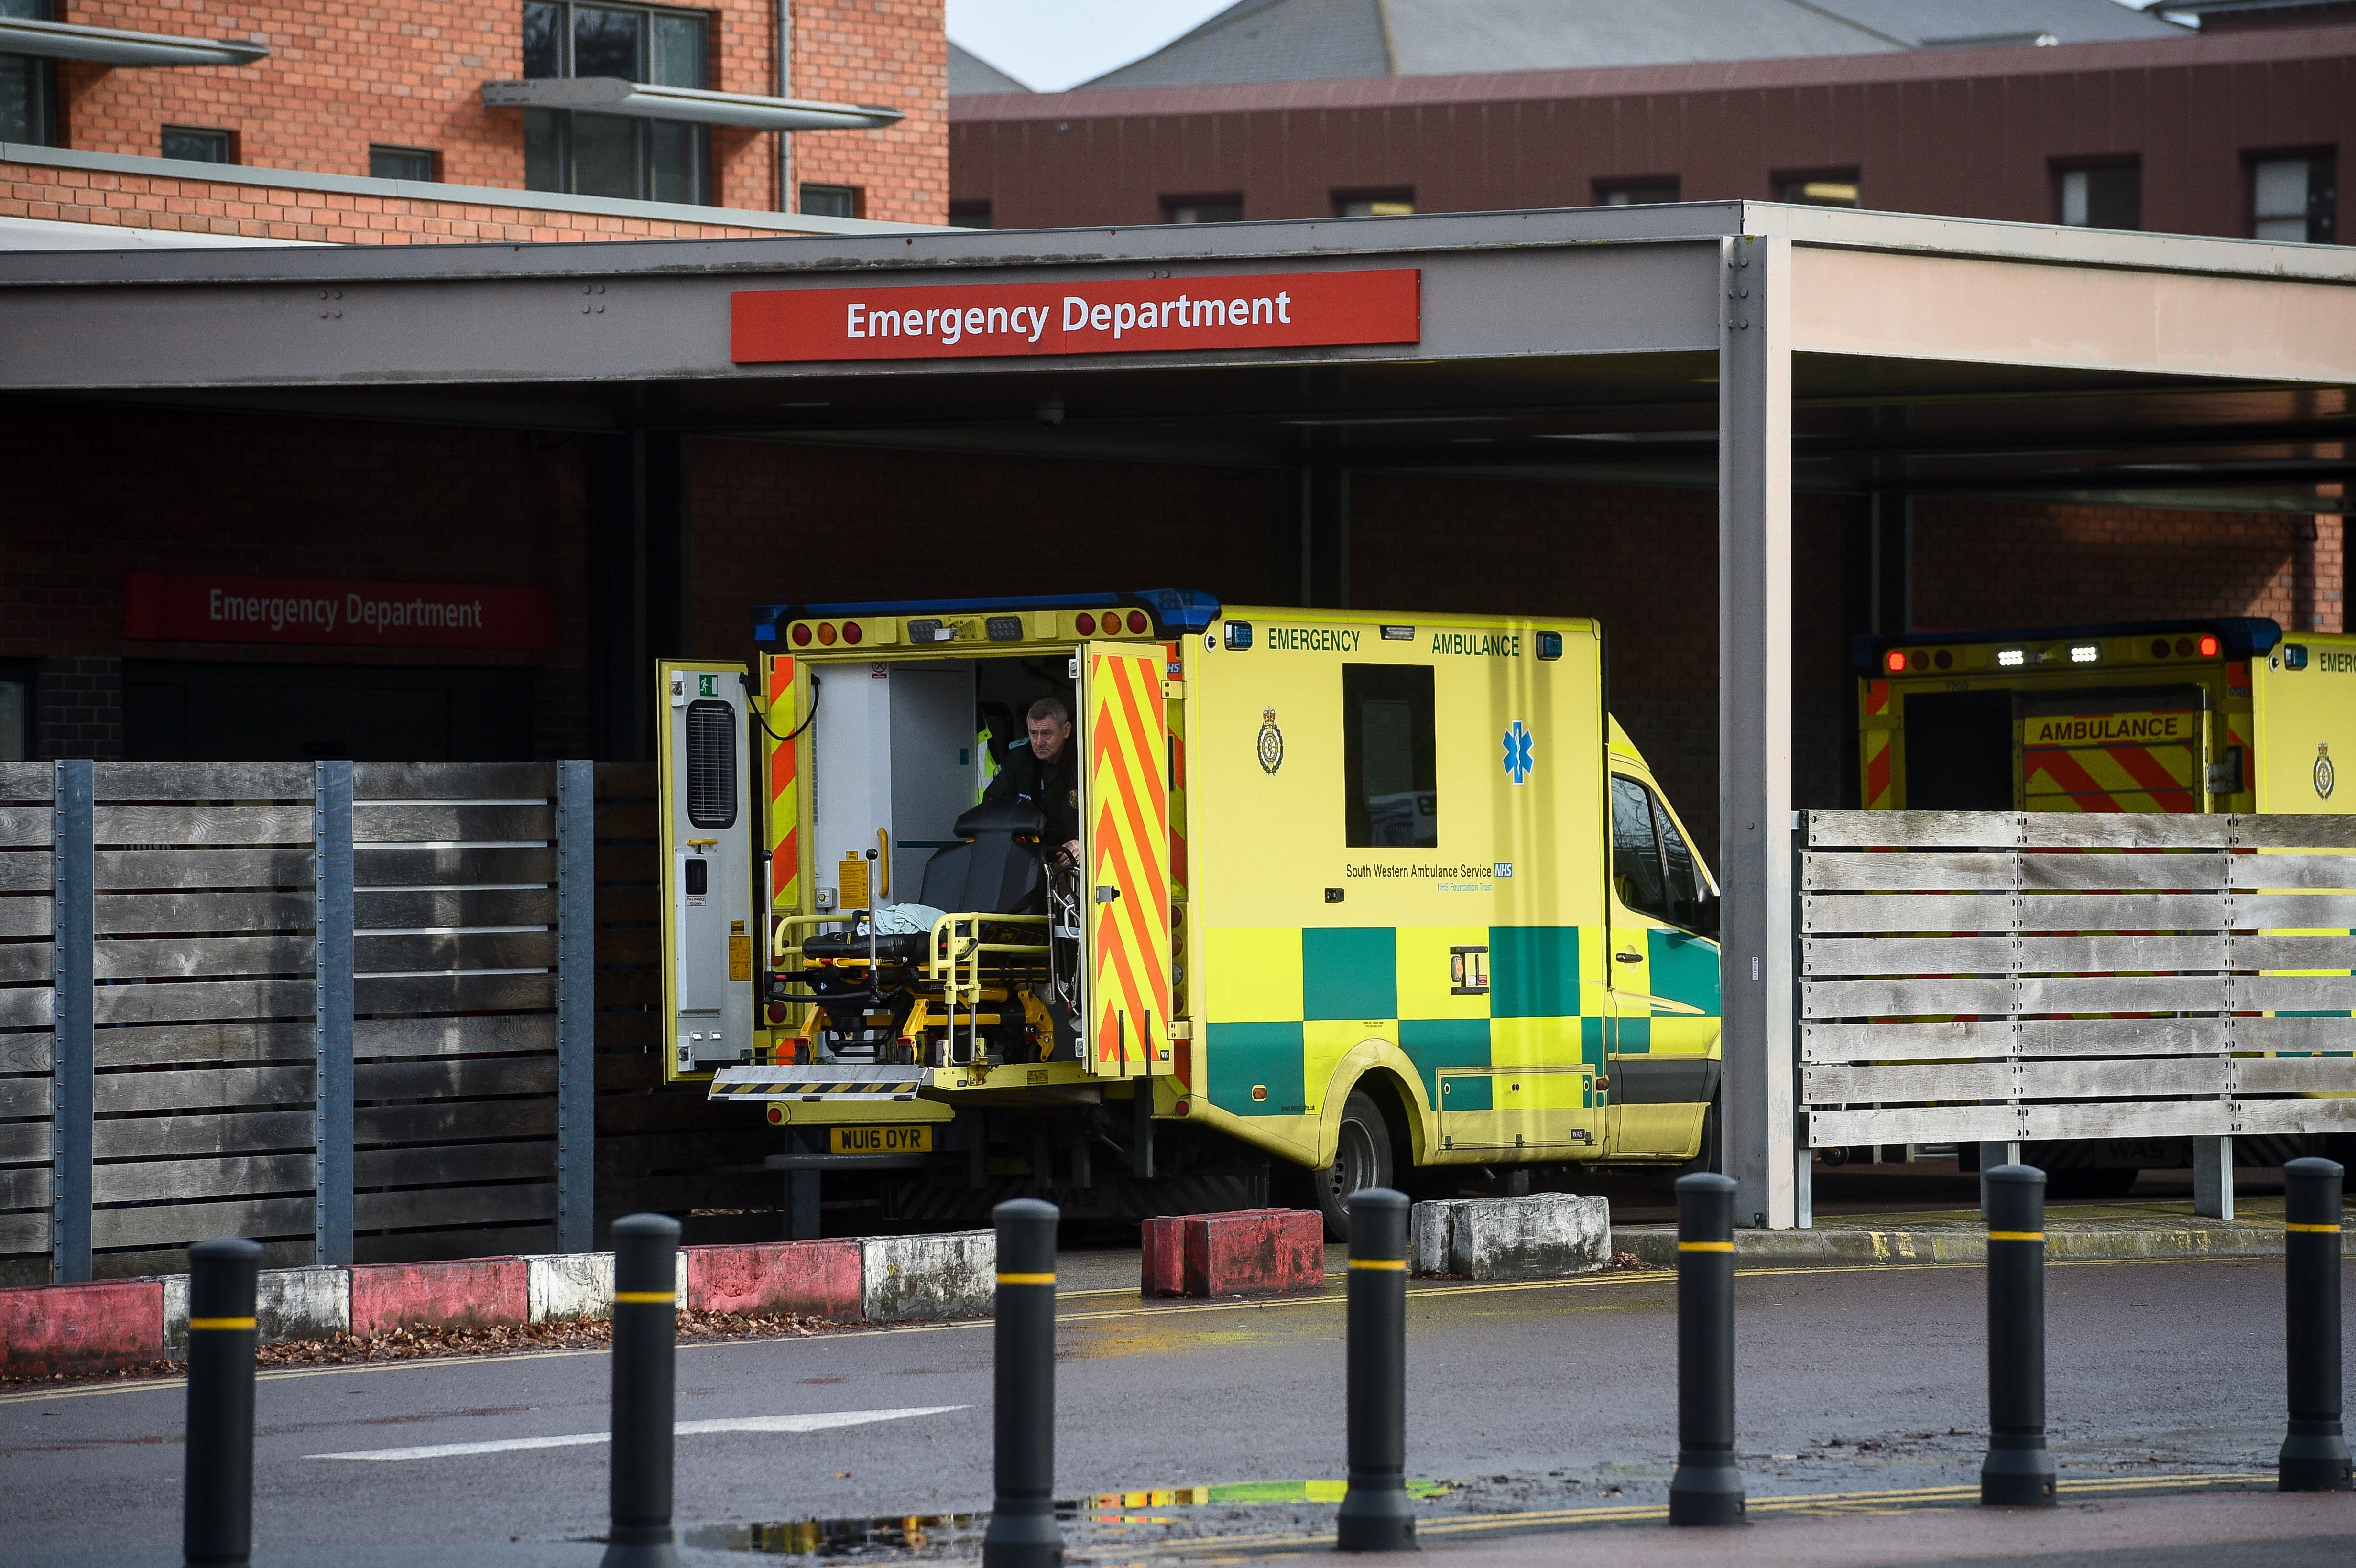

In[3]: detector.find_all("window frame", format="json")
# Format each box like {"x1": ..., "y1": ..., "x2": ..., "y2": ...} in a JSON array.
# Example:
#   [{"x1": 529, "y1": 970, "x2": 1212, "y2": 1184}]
[
  {"x1": 1595, "y1": 177, "x2": 1680, "y2": 207},
  {"x1": 1162, "y1": 193, "x2": 1244, "y2": 225},
  {"x1": 1610, "y1": 772, "x2": 1716, "y2": 936},
  {"x1": 1333, "y1": 187, "x2": 1415, "y2": 218},
  {"x1": 519, "y1": 0, "x2": 711, "y2": 206},
  {"x1": 160, "y1": 125, "x2": 237, "y2": 165},
  {"x1": 0, "y1": 0, "x2": 57, "y2": 149},
  {"x1": 801, "y1": 183, "x2": 863, "y2": 219},
  {"x1": 1342, "y1": 663, "x2": 1438, "y2": 850},
  {"x1": 369, "y1": 144, "x2": 440, "y2": 182},
  {"x1": 2053, "y1": 158, "x2": 2141, "y2": 231},
  {"x1": 2248, "y1": 149, "x2": 2337, "y2": 245},
  {"x1": 0, "y1": 657, "x2": 33, "y2": 764}
]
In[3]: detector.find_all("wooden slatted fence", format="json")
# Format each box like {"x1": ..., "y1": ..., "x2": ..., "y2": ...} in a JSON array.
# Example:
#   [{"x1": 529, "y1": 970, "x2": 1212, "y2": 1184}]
[
  {"x1": 0, "y1": 764, "x2": 55, "y2": 1285},
  {"x1": 1800, "y1": 810, "x2": 2356, "y2": 1151}
]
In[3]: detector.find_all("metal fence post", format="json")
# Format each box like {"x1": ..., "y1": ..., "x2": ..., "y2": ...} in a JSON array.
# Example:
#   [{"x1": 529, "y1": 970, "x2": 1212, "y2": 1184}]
[
  {"x1": 556, "y1": 760, "x2": 596, "y2": 1253},
  {"x1": 313, "y1": 760, "x2": 354, "y2": 1268},
  {"x1": 51, "y1": 758, "x2": 92, "y2": 1285}
]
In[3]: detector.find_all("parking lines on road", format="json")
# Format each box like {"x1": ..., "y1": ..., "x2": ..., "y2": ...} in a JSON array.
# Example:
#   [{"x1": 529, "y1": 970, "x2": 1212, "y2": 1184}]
[{"x1": 307, "y1": 1404, "x2": 965, "y2": 1461}]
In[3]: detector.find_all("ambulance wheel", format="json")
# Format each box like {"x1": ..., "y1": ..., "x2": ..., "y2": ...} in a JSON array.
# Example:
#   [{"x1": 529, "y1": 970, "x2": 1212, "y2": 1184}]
[{"x1": 1314, "y1": 1091, "x2": 1393, "y2": 1242}]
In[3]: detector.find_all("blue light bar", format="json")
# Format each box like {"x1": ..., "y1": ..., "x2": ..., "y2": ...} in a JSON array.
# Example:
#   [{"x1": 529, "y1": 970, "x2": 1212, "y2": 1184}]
[{"x1": 752, "y1": 588, "x2": 1221, "y2": 643}]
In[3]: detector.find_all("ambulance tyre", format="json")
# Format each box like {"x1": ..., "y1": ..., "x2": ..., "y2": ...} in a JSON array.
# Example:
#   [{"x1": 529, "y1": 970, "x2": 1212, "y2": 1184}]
[{"x1": 1314, "y1": 1091, "x2": 1394, "y2": 1242}]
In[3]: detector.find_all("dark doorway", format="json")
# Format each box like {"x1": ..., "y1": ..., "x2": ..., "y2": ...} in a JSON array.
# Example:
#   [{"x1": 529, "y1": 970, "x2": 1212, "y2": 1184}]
[
  {"x1": 124, "y1": 661, "x2": 532, "y2": 762},
  {"x1": 1901, "y1": 690, "x2": 2015, "y2": 810}
]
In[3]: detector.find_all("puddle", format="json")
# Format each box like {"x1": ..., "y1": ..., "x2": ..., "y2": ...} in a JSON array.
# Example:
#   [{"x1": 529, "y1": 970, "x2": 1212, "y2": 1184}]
[{"x1": 686, "y1": 1480, "x2": 1454, "y2": 1558}]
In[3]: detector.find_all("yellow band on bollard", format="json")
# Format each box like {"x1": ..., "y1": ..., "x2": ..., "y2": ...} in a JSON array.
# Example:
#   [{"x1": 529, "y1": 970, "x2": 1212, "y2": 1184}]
[
  {"x1": 2285, "y1": 1222, "x2": 2343, "y2": 1234},
  {"x1": 1347, "y1": 1258, "x2": 1407, "y2": 1270},
  {"x1": 188, "y1": 1317, "x2": 256, "y2": 1330},
  {"x1": 996, "y1": 1272, "x2": 1056, "y2": 1285},
  {"x1": 1987, "y1": 1231, "x2": 2044, "y2": 1242},
  {"x1": 1677, "y1": 1241, "x2": 1733, "y2": 1252},
  {"x1": 613, "y1": 1291, "x2": 676, "y2": 1304}
]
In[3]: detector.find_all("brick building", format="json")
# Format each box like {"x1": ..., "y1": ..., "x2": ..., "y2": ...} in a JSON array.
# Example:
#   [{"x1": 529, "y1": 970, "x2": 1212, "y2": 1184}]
[{"x1": 1, "y1": 0, "x2": 948, "y2": 243}]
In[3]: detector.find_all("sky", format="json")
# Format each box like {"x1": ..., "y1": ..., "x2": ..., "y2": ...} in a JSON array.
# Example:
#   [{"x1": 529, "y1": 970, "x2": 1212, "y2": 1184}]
[
  {"x1": 945, "y1": 0, "x2": 2176, "y2": 95},
  {"x1": 944, "y1": 0, "x2": 1238, "y2": 93}
]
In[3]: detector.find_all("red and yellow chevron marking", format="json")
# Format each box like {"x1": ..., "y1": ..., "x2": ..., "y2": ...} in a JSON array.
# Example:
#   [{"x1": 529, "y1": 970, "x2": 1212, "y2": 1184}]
[
  {"x1": 1861, "y1": 680, "x2": 1895, "y2": 808},
  {"x1": 2024, "y1": 739, "x2": 2198, "y2": 813},
  {"x1": 1087, "y1": 647, "x2": 1172, "y2": 1078},
  {"x1": 764, "y1": 654, "x2": 800, "y2": 909}
]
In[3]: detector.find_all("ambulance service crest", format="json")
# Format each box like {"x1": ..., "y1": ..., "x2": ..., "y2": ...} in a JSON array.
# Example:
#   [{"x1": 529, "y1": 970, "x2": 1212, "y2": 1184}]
[
  {"x1": 1257, "y1": 708, "x2": 1285, "y2": 774},
  {"x1": 2318, "y1": 743, "x2": 2335, "y2": 801}
]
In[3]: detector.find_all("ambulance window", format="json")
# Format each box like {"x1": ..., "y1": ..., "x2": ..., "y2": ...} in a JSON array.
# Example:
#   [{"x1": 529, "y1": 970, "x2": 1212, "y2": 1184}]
[
  {"x1": 1658, "y1": 805, "x2": 1703, "y2": 922},
  {"x1": 1611, "y1": 775, "x2": 1669, "y2": 921},
  {"x1": 1344, "y1": 664, "x2": 1436, "y2": 848},
  {"x1": 685, "y1": 698, "x2": 738, "y2": 829}
]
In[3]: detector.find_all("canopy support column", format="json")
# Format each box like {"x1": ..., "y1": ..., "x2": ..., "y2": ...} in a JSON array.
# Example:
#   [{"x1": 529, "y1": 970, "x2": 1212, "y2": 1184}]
[{"x1": 1718, "y1": 233, "x2": 1798, "y2": 1230}]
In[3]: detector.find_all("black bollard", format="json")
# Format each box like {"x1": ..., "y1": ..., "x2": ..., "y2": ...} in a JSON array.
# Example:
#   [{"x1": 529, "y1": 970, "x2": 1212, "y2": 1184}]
[
  {"x1": 1667, "y1": 1172, "x2": 1744, "y2": 1526},
  {"x1": 184, "y1": 1237, "x2": 262, "y2": 1568},
  {"x1": 2279, "y1": 1156, "x2": 2351, "y2": 1492},
  {"x1": 603, "y1": 1213, "x2": 681, "y2": 1568},
  {"x1": 983, "y1": 1198, "x2": 1063, "y2": 1568},
  {"x1": 1337, "y1": 1187, "x2": 1415, "y2": 1553},
  {"x1": 1980, "y1": 1165, "x2": 2055, "y2": 1507}
]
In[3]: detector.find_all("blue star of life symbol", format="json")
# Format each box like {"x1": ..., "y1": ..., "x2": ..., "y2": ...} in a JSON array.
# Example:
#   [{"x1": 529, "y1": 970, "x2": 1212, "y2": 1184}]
[{"x1": 1501, "y1": 720, "x2": 1534, "y2": 784}]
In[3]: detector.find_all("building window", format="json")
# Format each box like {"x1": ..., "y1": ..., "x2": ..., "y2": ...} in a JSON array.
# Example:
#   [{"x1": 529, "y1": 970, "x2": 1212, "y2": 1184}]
[
  {"x1": 1598, "y1": 179, "x2": 1680, "y2": 206},
  {"x1": 0, "y1": 659, "x2": 29, "y2": 763},
  {"x1": 2253, "y1": 153, "x2": 2336, "y2": 243},
  {"x1": 162, "y1": 126, "x2": 236, "y2": 164},
  {"x1": 520, "y1": 1, "x2": 708, "y2": 205},
  {"x1": 948, "y1": 199, "x2": 992, "y2": 229},
  {"x1": 801, "y1": 183, "x2": 862, "y2": 219},
  {"x1": 0, "y1": 0, "x2": 56, "y2": 147},
  {"x1": 2057, "y1": 162, "x2": 2139, "y2": 230},
  {"x1": 1164, "y1": 195, "x2": 1243, "y2": 224},
  {"x1": 1334, "y1": 190, "x2": 1414, "y2": 217},
  {"x1": 1777, "y1": 171, "x2": 1860, "y2": 207},
  {"x1": 370, "y1": 145, "x2": 438, "y2": 182}
]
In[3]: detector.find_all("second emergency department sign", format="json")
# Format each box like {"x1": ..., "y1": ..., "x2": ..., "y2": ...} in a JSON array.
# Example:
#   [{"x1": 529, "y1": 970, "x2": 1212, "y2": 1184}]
[{"x1": 730, "y1": 269, "x2": 1420, "y2": 363}]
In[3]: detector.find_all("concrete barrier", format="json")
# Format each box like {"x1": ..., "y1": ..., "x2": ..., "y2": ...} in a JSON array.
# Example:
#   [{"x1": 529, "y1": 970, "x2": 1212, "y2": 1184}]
[
  {"x1": 163, "y1": 1265, "x2": 349, "y2": 1354},
  {"x1": 524, "y1": 1252, "x2": 615, "y2": 1322},
  {"x1": 1185, "y1": 1209, "x2": 1324, "y2": 1296},
  {"x1": 1140, "y1": 1216, "x2": 1188, "y2": 1296},
  {"x1": 861, "y1": 1230, "x2": 993, "y2": 1321},
  {"x1": 685, "y1": 1241, "x2": 862, "y2": 1318},
  {"x1": 1413, "y1": 1193, "x2": 1609, "y2": 1280},
  {"x1": 350, "y1": 1258, "x2": 528, "y2": 1336},
  {"x1": 0, "y1": 1279, "x2": 162, "y2": 1379}
]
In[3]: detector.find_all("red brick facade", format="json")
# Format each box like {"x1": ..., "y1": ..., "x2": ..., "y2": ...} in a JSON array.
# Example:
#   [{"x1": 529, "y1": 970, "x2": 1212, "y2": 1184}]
[{"x1": 32, "y1": 0, "x2": 946, "y2": 229}]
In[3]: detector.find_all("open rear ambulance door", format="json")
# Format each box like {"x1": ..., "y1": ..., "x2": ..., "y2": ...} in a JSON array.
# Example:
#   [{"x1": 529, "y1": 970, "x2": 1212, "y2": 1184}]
[
  {"x1": 2018, "y1": 687, "x2": 2208, "y2": 813},
  {"x1": 1080, "y1": 642, "x2": 1172, "y2": 1078},
  {"x1": 660, "y1": 660, "x2": 754, "y2": 1082}
]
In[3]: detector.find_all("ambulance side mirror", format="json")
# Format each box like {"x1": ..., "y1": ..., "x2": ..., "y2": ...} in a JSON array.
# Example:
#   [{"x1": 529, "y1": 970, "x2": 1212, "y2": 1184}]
[{"x1": 1680, "y1": 891, "x2": 1721, "y2": 939}]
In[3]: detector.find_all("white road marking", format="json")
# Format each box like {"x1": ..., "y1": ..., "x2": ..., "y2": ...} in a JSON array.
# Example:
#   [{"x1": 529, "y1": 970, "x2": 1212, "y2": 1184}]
[{"x1": 308, "y1": 1404, "x2": 965, "y2": 1461}]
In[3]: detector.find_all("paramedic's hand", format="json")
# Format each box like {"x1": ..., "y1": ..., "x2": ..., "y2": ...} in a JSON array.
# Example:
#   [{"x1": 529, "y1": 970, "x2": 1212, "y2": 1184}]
[{"x1": 1060, "y1": 839, "x2": 1081, "y2": 866}]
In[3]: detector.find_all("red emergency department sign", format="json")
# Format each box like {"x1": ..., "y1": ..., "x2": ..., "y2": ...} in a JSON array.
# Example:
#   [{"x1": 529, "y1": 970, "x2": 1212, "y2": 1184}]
[
  {"x1": 123, "y1": 572, "x2": 553, "y2": 649},
  {"x1": 730, "y1": 268, "x2": 1421, "y2": 364}
]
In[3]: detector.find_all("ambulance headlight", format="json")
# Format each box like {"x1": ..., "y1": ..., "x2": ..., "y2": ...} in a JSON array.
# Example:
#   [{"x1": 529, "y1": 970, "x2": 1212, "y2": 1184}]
[
  {"x1": 2069, "y1": 644, "x2": 2099, "y2": 664},
  {"x1": 1997, "y1": 648, "x2": 2026, "y2": 668}
]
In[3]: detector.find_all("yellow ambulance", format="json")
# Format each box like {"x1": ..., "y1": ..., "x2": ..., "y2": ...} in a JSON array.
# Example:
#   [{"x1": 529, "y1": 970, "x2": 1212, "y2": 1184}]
[
  {"x1": 1858, "y1": 617, "x2": 2355, "y2": 816},
  {"x1": 662, "y1": 592, "x2": 1721, "y2": 1236}
]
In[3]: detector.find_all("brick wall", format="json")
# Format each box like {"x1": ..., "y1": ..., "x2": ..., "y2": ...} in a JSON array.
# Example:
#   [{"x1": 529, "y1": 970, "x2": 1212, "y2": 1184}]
[
  {"x1": 789, "y1": 0, "x2": 949, "y2": 224},
  {"x1": 41, "y1": 1, "x2": 945, "y2": 226},
  {"x1": 1912, "y1": 498, "x2": 2343, "y2": 633},
  {"x1": 0, "y1": 405, "x2": 593, "y2": 759},
  {"x1": 2, "y1": 158, "x2": 807, "y2": 244}
]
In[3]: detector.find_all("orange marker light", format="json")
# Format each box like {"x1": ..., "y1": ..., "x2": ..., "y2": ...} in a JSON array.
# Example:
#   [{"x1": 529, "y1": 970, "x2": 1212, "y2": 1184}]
[
  {"x1": 2199, "y1": 635, "x2": 2220, "y2": 657},
  {"x1": 816, "y1": 622, "x2": 837, "y2": 646},
  {"x1": 1885, "y1": 649, "x2": 1907, "y2": 674}
]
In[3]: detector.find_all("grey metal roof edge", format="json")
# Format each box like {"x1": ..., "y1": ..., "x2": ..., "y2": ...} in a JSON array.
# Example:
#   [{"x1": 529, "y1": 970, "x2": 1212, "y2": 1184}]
[
  {"x1": 0, "y1": 198, "x2": 2348, "y2": 290},
  {"x1": 0, "y1": 142, "x2": 942, "y2": 240}
]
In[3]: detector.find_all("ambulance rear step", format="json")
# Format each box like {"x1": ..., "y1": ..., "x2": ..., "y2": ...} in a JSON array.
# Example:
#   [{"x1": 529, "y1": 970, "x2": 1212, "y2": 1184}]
[{"x1": 708, "y1": 1064, "x2": 923, "y2": 1102}]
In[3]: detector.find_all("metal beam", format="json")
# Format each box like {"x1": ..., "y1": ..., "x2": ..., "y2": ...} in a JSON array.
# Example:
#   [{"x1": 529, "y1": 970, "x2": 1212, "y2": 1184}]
[
  {"x1": 0, "y1": 17, "x2": 267, "y2": 67},
  {"x1": 1719, "y1": 234, "x2": 1800, "y2": 1230},
  {"x1": 50, "y1": 761, "x2": 91, "y2": 1284},
  {"x1": 556, "y1": 760, "x2": 597, "y2": 1252},
  {"x1": 313, "y1": 761, "x2": 354, "y2": 1267},
  {"x1": 481, "y1": 77, "x2": 901, "y2": 132}
]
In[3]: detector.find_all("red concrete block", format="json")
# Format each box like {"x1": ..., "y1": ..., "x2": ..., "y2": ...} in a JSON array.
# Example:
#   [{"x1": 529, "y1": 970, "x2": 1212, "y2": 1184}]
[
  {"x1": 1182, "y1": 1209, "x2": 1326, "y2": 1298},
  {"x1": 684, "y1": 1241, "x2": 861, "y2": 1319},
  {"x1": 0, "y1": 1279, "x2": 164, "y2": 1379},
  {"x1": 349, "y1": 1258, "x2": 527, "y2": 1337},
  {"x1": 1139, "y1": 1216, "x2": 1187, "y2": 1296}
]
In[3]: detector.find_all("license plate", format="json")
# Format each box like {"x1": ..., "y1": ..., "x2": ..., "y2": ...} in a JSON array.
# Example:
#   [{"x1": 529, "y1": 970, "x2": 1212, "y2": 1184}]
[{"x1": 829, "y1": 1125, "x2": 933, "y2": 1155}]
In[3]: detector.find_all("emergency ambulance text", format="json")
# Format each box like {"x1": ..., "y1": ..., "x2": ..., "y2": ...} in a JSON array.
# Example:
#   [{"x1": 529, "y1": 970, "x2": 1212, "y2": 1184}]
[
  {"x1": 2028, "y1": 713, "x2": 2191, "y2": 744},
  {"x1": 1268, "y1": 625, "x2": 1360, "y2": 652},
  {"x1": 1432, "y1": 631, "x2": 1521, "y2": 658}
]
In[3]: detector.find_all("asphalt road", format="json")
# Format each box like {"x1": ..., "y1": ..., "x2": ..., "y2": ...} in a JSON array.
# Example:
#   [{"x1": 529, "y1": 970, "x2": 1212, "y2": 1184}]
[{"x1": 1, "y1": 1256, "x2": 2348, "y2": 1564}]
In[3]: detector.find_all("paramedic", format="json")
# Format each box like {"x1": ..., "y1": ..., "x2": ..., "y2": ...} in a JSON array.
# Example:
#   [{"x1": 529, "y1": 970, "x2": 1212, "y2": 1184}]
[{"x1": 983, "y1": 695, "x2": 1081, "y2": 863}]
